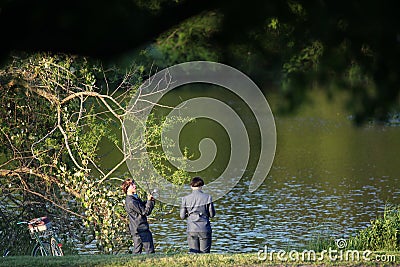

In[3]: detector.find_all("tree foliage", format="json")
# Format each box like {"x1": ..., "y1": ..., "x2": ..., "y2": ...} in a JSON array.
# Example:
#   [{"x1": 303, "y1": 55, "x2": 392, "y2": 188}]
[
  {"x1": 0, "y1": 52, "x2": 190, "y2": 254},
  {"x1": 152, "y1": 1, "x2": 400, "y2": 123},
  {"x1": 2, "y1": 1, "x2": 399, "y2": 123}
]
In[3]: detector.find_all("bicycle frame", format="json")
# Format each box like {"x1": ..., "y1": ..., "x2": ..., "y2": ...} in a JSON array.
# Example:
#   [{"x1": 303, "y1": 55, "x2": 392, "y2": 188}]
[
  {"x1": 29, "y1": 228, "x2": 52, "y2": 256},
  {"x1": 2, "y1": 217, "x2": 64, "y2": 257}
]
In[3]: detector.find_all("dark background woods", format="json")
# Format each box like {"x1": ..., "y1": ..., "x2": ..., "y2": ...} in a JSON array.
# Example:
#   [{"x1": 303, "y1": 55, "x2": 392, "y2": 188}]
[{"x1": 1, "y1": 0, "x2": 400, "y2": 123}]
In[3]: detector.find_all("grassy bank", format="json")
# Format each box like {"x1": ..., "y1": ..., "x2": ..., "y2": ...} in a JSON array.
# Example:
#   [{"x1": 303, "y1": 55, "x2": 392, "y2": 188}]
[
  {"x1": 1, "y1": 251, "x2": 399, "y2": 267},
  {"x1": 3, "y1": 206, "x2": 398, "y2": 266}
]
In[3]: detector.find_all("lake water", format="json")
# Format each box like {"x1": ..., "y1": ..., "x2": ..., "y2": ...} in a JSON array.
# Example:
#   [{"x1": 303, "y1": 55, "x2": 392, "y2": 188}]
[
  {"x1": 152, "y1": 119, "x2": 400, "y2": 253},
  {"x1": 98, "y1": 86, "x2": 400, "y2": 253}
]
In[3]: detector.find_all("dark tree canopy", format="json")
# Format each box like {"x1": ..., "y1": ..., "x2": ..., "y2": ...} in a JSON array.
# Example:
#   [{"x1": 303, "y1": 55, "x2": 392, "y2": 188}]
[
  {"x1": 1, "y1": 0, "x2": 400, "y2": 123},
  {"x1": 0, "y1": 0, "x2": 216, "y2": 62}
]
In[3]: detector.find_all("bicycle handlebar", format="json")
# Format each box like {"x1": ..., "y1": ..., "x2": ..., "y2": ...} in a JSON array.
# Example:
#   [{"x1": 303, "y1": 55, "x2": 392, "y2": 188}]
[
  {"x1": 16, "y1": 217, "x2": 47, "y2": 226},
  {"x1": 16, "y1": 221, "x2": 37, "y2": 225}
]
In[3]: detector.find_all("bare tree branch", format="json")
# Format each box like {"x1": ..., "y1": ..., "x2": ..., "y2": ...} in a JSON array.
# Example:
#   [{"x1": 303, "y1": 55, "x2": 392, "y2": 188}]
[{"x1": 0, "y1": 167, "x2": 82, "y2": 199}]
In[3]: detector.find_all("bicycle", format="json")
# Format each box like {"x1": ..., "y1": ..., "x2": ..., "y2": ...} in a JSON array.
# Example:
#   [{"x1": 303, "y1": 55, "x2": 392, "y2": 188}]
[{"x1": 2, "y1": 216, "x2": 64, "y2": 257}]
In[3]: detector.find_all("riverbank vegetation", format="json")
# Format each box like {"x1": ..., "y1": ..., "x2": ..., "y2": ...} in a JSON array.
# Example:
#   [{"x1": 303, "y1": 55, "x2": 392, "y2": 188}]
[
  {"x1": 0, "y1": 53, "x2": 190, "y2": 254},
  {"x1": 308, "y1": 205, "x2": 400, "y2": 252}
]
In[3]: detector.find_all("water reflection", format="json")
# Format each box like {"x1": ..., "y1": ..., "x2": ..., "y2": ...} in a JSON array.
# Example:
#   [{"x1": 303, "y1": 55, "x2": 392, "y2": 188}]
[
  {"x1": 91, "y1": 89, "x2": 400, "y2": 254},
  {"x1": 146, "y1": 116, "x2": 400, "y2": 253},
  {"x1": 149, "y1": 174, "x2": 399, "y2": 253}
]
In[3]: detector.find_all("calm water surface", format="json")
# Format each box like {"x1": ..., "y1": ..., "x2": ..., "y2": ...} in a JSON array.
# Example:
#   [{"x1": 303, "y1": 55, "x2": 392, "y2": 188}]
[
  {"x1": 150, "y1": 116, "x2": 400, "y2": 253},
  {"x1": 94, "y1": 88, "x2": 400, "y2": 254}
]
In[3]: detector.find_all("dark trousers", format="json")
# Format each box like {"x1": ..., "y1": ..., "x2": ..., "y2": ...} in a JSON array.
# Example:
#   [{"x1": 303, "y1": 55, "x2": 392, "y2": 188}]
[
  {"x1": 132, "y1": 230, "x2": 155, "y2": 254},
  {"x1": 187, "y1": 232, "x2": 212, "y2": 253}
]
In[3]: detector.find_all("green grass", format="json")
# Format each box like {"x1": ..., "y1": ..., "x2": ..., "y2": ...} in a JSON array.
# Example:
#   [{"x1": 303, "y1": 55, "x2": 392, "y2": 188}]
[
  {"x1": 1, "y1": 252, "x2": 399, "y2": 267},
  {"x1": 4, "y1": 206, "x2": 399, "y2": 266}
]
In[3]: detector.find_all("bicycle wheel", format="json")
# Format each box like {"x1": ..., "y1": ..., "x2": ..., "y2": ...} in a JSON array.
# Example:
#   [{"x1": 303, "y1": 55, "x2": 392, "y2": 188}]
[
  {"x1": 50, "y1": 237, "x2": 64, "y2": 256},
  {"x1": 32, "y1": 241, "x2": 51, "y2": 256}
]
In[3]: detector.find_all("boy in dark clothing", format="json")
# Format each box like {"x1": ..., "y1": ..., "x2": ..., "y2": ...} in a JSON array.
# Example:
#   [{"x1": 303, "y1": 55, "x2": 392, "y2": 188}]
[
  {"x1": 180, "y1": 177, "x2": 215, "y2": 253},
  {"x1": 122, "y1": 179, "x2": 155, "y2": 254}
]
